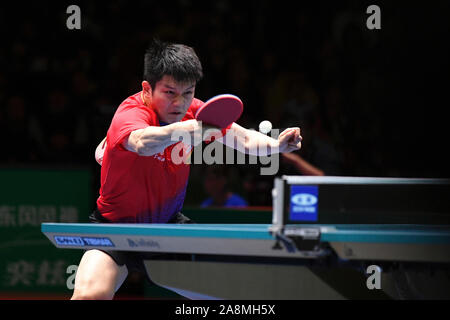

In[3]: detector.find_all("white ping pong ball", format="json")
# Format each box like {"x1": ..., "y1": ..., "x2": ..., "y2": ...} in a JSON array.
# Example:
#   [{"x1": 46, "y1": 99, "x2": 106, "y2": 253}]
[{"x1": 259, "y1": 120, "x2": 272, "y2": 134}]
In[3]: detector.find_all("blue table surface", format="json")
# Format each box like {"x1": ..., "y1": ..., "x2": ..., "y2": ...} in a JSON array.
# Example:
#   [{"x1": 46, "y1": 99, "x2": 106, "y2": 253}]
[{"x1": 42, "y1": 223, "x2": 450, "y2": 244}]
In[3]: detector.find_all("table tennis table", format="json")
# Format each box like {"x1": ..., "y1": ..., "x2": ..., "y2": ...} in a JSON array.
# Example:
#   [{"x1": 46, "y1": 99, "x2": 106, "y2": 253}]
[{"x1": 41, "y1": 176, "x2": 450, "y2": 299}]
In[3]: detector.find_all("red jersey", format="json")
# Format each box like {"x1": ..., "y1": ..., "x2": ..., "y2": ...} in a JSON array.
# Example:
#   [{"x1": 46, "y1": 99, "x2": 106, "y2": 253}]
[{"x1": 97, "y1": 92, "x2": 208, "y2": 223}]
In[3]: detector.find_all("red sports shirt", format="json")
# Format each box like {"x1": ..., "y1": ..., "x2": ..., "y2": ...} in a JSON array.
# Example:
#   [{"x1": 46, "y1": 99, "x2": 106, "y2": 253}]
[{"x1": 96, "y1": 92, "x2": 225, "y2": 223}]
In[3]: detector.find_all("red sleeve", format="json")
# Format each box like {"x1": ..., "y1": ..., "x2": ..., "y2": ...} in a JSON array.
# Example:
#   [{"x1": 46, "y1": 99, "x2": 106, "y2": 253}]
[{"x1": 107, "y1": 105, "x2": 154, "y2": 150}]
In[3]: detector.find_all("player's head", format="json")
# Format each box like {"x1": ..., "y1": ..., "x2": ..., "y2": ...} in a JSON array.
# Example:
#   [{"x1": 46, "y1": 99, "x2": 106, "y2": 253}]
[
  {"x1": 143, "y1": 39, "x2": 203, "y2": 89},
  {"x1": 142, "y1": 39, "x2": 203, "y2": 123}
]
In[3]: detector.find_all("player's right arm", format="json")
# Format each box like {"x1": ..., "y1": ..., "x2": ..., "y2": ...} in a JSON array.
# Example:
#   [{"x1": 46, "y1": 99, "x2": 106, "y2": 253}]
[{"x1": 124, "y1": 119, "x2": 205, "y2": 156}]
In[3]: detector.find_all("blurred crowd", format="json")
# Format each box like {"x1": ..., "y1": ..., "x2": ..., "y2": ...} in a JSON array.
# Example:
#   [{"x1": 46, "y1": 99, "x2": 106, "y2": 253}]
[{"x1": 1, "y1": 1, "x2": 448, "y2": 206}]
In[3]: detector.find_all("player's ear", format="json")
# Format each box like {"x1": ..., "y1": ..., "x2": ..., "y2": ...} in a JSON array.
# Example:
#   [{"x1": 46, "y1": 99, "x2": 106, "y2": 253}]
[{"x1": 142, "y1": 81, "x2": 152, "y2": 96}]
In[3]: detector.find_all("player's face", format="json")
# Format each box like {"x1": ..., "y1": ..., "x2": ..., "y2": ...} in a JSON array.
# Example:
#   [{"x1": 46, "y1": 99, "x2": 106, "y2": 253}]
[{"x1": 151, "y1": 75, "x2": 196, "y2": 123}]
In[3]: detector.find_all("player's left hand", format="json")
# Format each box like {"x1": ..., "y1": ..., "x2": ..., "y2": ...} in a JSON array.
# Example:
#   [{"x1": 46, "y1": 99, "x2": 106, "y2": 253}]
[{"x1": 278, "y1": 127, "x2": 302, "y2": 153}]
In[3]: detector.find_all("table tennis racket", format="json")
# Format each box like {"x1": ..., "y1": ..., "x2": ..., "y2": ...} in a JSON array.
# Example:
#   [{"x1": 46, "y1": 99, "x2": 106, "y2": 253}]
[{"x1": 195, "y1": 94, "x2": 243, "y2": 128}]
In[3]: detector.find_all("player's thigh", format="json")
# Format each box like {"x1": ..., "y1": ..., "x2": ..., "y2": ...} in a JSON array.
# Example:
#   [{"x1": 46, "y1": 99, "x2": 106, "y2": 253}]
[{"x1": 73, "y1": 249, "x2": 128, "y2": 299}]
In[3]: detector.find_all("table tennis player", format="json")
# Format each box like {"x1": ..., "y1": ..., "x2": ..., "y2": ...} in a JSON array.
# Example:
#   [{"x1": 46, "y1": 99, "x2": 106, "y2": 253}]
[{"x1": 72, "y1": 39, "x2": 302, "y2": 300}]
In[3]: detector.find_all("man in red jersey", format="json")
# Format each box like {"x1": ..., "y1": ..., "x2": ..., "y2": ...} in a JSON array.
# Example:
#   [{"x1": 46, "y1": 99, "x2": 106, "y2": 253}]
[{"x1": 72, "y1": 40, "x2": 302, "y2": 300}]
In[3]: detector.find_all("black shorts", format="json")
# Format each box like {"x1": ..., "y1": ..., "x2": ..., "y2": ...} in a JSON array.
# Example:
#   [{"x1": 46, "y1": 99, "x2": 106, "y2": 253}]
[{"x1": 88, "y1": 209, "x2": 195, "y2": 284}]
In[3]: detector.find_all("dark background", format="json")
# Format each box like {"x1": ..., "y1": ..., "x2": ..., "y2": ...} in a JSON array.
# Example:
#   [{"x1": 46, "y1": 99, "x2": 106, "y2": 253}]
[{"x1": 1, "y1": 0, "x2": 449, "y2": 207}]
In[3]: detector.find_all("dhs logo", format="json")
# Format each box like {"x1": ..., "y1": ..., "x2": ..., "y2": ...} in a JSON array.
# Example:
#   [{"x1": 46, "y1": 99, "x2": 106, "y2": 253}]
[{"x1": 289, "y1": 186, "x2": 319, "y2": 222}]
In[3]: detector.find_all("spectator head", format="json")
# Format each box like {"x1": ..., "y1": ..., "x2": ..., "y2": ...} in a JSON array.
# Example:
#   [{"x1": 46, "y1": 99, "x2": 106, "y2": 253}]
[{"x1": 203, "y1": 165, "x2": 229, "y2": 198}]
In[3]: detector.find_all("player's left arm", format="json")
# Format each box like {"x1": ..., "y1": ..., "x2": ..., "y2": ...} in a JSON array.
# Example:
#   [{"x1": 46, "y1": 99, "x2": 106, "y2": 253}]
[{"x1": 217, "y1": 123, "x2": 302, "y2": 156}]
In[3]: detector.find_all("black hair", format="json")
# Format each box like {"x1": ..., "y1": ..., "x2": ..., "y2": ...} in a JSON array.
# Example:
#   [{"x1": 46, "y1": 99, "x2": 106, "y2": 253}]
[{"x1": 143, "y1": 39, "x2": 203, "y2": 89}]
